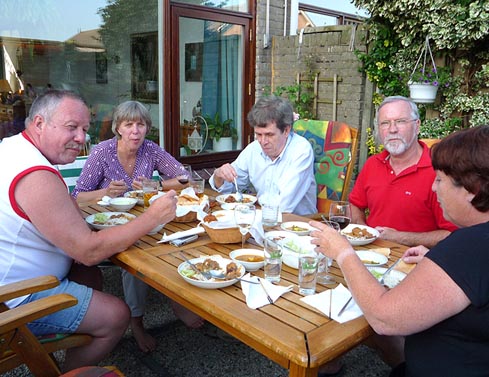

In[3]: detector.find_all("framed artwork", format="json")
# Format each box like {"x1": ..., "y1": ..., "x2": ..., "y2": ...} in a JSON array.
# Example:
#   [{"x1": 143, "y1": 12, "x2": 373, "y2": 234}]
[
  {"x1": 185, "y1": 42, "x2": 203, "y2": 82},
  {"x1": 131, "y1": 32, "x2": 158, "y2": 102}
]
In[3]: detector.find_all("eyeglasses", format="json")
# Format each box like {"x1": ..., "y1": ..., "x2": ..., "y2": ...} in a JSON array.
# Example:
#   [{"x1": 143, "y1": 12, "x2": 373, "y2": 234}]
[{"x1": 378, "y1": 119, "x2": 416, "y2": 129}]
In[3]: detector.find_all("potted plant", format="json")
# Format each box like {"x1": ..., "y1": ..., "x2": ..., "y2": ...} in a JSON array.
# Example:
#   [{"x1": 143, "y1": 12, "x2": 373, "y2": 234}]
[
  {"x1": 408, "y1": 66, "x2": 451, "y2": 103},
  {"x1": 203, "y1": 112, "x2": 237, "y2": 152}
]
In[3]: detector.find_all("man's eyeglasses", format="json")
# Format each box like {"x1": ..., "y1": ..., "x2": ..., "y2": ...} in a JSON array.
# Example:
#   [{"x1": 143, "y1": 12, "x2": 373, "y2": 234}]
[{"x1": 378, "y1": 119, "x2": 416, "y2": 129}]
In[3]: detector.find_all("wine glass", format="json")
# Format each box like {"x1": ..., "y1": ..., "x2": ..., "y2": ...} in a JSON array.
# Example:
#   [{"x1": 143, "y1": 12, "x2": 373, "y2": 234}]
[
  {"x1": 316, "y1": 220, "x2": 340, "y2": 285},
  {"x1": 234, "y1": 204, "x2": 256, "y2": 249},
  {"x1": 328, "y1": 201, "x2": 352, "y2": 230},
  {"x1": 178, "y1": 164, "x2": 192, "y2": 185}
]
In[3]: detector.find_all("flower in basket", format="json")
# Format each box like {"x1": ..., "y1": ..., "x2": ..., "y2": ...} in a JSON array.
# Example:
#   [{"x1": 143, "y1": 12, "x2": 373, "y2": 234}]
[{"x1": 409, "y1": 66, "x2": 451, "y2": 88}]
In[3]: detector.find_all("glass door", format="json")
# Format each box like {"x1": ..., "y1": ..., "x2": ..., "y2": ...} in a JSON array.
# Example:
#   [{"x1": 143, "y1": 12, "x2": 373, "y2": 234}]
[{"x1": 166, "y1": 4, "x2": 253, "y2": 168}]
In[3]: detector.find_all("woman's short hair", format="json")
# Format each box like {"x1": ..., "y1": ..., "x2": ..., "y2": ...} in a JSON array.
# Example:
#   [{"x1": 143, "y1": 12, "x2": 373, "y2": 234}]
[
  {"x1": 247, "y1": 95, "x2": 294, "y2": 132},
  {"x1": 111, "y1": 101, "x2": 152, "y2": 138},
  {"x1": 432, "y1": 125, "x2": 489, "y2": 212}
]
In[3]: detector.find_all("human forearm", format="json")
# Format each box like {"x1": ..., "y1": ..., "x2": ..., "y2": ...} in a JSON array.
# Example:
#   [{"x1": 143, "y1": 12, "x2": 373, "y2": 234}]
[
  {"x1": 379, "y1": 229, "x2": 450, "y2": 248},
  {"x1": 350, "y1": 204, "x2": 367, "y2": 224},
  {"x1": 75, "y1": 188, "x2": 109, "y2": 203}
]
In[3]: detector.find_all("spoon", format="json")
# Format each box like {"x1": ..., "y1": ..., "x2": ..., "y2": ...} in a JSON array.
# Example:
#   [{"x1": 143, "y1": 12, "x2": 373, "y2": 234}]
[
  {"x1": 233, "y1": 178, "x2": 243, "y2": 202},
  {"x1": 208, "y1": 269, "x2": 258, "y2": 284}
]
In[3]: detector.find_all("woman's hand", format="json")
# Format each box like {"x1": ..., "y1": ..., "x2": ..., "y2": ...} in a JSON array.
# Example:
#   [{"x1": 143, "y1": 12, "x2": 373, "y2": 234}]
[
  {"x1": 131, "y1": 176, "x2": 146, "y2": 191},
  {"x1": 309, "y1": 220, "x2": 353, "y2": 262},
  {"x1": 402, "y1": 245, "x2": 429, "y2": 264},
  {"x1": 106, "y1": 180, "x2": 128, "y2": 198}
]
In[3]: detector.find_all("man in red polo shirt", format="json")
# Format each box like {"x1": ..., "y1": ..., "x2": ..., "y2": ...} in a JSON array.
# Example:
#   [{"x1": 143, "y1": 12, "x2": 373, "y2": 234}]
[{"x1": 349, "y1": 96, "x2": 457, "y2": 248}]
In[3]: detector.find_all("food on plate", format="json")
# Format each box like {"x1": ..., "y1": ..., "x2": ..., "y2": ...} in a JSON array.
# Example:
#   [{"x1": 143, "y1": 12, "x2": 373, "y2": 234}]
[
  {"x1": 181, "y1": 258, "x2": 241, "y2": 281},
  {"x1": 126, "y1": 190, "x2": 143, "y2": 200},
  {"x1": 286, "y1": 224, "x2": 309, "y2": 232},
  {"x1": 93, "y1": 213, "x2": 133, "y2": 226},
  {"x1": 344, "y1": 226, "x2": 375, "y2": 239},
  {"x1": 178, "y1": 193, "x2": 201, "y2": 205},
  {"x1": 369, "y1": 269, "x2": 404, "y2": 288},
  {"x1": 283, "y1": 238, "x2": 312, "y2": 254},
  {"x1": 361, "y1": 259, "x2": 378, "y2": 265},
  {"x1": 203, "y1": 214, "x2": 218, "y2": 222},
  {"x1": 224, "y1": 195, "x2": 253, "y2": 204},
  {"x1": 234, "y1": 254, "x2": 264, "y2": 263}
]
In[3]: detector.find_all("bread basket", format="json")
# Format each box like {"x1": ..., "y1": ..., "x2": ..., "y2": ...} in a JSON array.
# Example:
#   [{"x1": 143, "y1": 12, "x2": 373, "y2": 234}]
[
  {"x1": 201, "y1": 223, "x2": 251, "y2": 244},
  {"x1": 173, "y1": 211, "x2": 198, "y2": 223}
]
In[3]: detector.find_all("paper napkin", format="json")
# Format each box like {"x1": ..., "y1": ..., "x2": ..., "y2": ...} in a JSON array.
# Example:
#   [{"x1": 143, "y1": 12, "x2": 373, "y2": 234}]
[
  {"x1": 249, "y1": 210, "x2": 283, "y2": 246},
  {"x1": 158, "y1": 226, "x2": 205, "y2": 243},
  {"x1": 241, "y1": 273, "x2": 293, "y2": 309},
  {"x1": 300, "y1": 284, "x2": 363, "y2": 323}
]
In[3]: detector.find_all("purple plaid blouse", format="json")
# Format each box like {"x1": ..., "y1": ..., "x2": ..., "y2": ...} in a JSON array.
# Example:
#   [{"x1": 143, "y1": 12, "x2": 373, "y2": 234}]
[{"x1": 71, "y1": 137, "x2": 185, "y2": 198}]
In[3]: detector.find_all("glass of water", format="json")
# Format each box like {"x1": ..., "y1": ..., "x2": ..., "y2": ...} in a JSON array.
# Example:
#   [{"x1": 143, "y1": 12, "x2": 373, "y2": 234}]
[
  {"x1": 263, "y1": 236, "x2": 283, "y2": 283},
  {"x1": 234, "y1": 204, "x2": 256, "y2": 249}
]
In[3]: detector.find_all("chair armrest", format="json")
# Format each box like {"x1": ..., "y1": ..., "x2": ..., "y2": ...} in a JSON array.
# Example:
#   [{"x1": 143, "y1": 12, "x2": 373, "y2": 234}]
[
  {"x1": 0, "y1": 293, "x2": 77, "y2": 333},
  {"x1": 0, "y1": 276, "x2": 59, "y2": 303}
]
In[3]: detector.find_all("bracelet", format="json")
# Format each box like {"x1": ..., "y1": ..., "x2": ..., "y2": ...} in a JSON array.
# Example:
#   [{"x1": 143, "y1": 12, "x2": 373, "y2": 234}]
[{"x1": 336, "y1": 249, "x2": 356, "y2": 265}]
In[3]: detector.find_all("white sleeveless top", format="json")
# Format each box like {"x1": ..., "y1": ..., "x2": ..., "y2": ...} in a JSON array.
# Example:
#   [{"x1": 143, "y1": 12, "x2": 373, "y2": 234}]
[{"x1": 0, "y1": 133, "x2": 72, "y2": 307}]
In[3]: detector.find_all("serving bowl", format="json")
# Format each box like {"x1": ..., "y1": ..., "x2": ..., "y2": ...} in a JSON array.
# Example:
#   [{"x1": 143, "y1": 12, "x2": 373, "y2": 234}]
[
  {"x1": 229, "y1": 249, "x2": 265, "y2": 271},
  {"x1": 109, "y1": 197, "x2": 138, "y2": 211},
  {"x1": 281, "y1": 236, "x2": 316, "y2": 269},
  {"x1": 341, "y1": 224, "x2": 380, "y2": 246}
]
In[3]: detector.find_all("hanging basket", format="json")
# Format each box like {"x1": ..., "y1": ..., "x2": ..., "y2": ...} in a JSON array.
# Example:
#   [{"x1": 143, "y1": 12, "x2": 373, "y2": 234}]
[{"x1": 408, "y1": 82, "x2": 438, "y2": 104}]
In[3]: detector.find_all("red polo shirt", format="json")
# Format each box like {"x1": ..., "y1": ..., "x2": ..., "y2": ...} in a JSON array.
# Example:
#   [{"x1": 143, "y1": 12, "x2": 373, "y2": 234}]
[{"x1": 349, "y1": 142, "x2": 457, "y2": 232}]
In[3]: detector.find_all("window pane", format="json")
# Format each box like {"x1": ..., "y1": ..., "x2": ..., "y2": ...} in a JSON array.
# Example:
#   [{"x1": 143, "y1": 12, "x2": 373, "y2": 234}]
[
  {"x1": 179, "y1": 17, "x2": 244, "y2": 157},
  {"x1": 172, "y1": 0, "x2": 248, "y2": 13},
  {"x1": 0, "y1": 0, "x2": 161, "y2": 145}
]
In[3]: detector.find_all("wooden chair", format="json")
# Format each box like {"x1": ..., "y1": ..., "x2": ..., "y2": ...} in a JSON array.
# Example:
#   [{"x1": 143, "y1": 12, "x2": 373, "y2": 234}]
[
  {"x1": 419, "y1": 138, "x2": 441, "y2": 148},
  {"x1": 0, "y1": 275, "x2": 122, "y2": 377},
  {"x1": 293, "y1": 119, "x2": 359, "y2": 214}
]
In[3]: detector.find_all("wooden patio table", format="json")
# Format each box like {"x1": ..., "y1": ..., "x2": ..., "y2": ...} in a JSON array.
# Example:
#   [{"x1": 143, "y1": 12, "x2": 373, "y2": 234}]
[{"x1": 79, "y1": 196, "x2": 409, "y2": 377}]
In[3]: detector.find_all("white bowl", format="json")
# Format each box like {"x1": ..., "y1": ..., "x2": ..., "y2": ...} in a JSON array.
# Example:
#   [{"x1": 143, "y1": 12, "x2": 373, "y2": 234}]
[
  {"x1": 281, "y1": 236, "x2": 317, "y2": 269},
  {"x1": 280, "y1": 221, "x2": 314, "y2": 236},
  {"x1": 229, "y1": 249, "x2": 265, "y2": 271},
  {"x1": 148, "y1": 223, "x2": 165, "y2": 235},
  {"x1": 124, "y1": 190, "x2": 144, "y2": 205},
  {"x1": 109, "y1": 197, "x2": 138, "y2": 211},
  {"x1": 216, "y1": 194, "x2": 257, "y2": 209},
  {"x1": 341, "y1": 224, "x2": 380, "y2": 246}
]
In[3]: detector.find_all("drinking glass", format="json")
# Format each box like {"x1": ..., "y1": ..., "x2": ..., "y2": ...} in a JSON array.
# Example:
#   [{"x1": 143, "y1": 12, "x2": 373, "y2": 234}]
[
  {"x1": 142, "y1": 178, "x2": 159, "y2": 210},
  {"x1": 298, "y1": 256, "x2": 319, "y2": 295},
  {"x1": 178, "y1": 164, "x2": 192, "y2": 185},
  {"x1": 328, "y1": 201, "x2": 352, "y2": 230},
  {"x1": 234, "y1": 204, "x2": 256, "y2": 249},
  {"x1": 316, "y1": 220, "x2": 340, "y2": 285},
  {"x1": 263, "y1": 236, "x2": 283, "y2": 283}
]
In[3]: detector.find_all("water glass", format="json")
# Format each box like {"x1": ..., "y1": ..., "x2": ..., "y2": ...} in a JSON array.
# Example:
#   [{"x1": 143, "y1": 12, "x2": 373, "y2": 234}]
[
  {"x1": 298, "y1": 256, "x2": 319, "y2": 295},
  {"x1": 316, "y1": 220, "x2": 340, "y2": 284},
  {"x1": 263, "y1": 236, "x2": 283, "y2": 283},
  {"x1": 190, "y1": 176, "x2": 205, "y2": 194},
  {"x1": 261, "y1": 203, "x2": 280, "y2": 227},
  {"x1": 142, "y1": 179, "x2": 159, "y2": 209}
]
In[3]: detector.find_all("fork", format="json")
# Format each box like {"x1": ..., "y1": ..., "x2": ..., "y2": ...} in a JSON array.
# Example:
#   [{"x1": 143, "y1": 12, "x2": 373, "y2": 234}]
[
  {"x1": 379, "y1": 258, "x2": 402, "y2": 286},
  {"x1": 233, "y1": 178, "x2": 243, "y2": 202}
]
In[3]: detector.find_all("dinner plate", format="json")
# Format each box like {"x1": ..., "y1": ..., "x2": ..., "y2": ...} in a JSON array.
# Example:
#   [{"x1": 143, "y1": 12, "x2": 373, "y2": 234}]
[
  {"x1": 178, "y1": 256, "x2": 246, "y2": 289},
  {"x1": 341, "y1": 224, "x2": 380, "y2": 246},
  {"x1": 85, "y1": 212, "x2": 136, "y2": 230},
  {"x1": 215, "y1": 193, "x2": 257, "y2": 209},
  {"x1": 280, "y1": 221, "x2": 314, "y2": 236},
  {"x1": 356, "y1": 250, "x2": 388, "y2": 267},
  {"x1": 368, "y1": 267, "x2": 406, "y2": 288},
  {"x1": 264, "y1": 230, "x2": 299, "y2": 242},
  {"x1": 124, "y1": 190, "x2": 144, "y2": 205}
]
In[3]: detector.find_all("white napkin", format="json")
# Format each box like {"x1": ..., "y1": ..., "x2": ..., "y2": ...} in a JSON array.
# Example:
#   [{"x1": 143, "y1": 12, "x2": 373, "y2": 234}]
[
  {"x1": 158, "y1": 226, "x2": 205, "y2": 243},
  {"x1": 241, "y1": 273, "x2": 293, "y2": 309},
  {"x1": 300, "y1": 284, "x2": 363, "y2": 323}
]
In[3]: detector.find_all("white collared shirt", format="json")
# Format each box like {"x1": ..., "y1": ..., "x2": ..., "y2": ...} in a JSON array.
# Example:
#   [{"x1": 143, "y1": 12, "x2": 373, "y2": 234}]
[{"x1": 210, "y1": 133, "x2": 317, "y2": 215}]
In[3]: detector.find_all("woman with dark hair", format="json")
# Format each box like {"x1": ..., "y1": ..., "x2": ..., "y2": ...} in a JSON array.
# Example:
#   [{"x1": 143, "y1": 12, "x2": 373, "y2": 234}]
[{"x1": 310, "y1": 126, "x2": 489, "y2": 376}]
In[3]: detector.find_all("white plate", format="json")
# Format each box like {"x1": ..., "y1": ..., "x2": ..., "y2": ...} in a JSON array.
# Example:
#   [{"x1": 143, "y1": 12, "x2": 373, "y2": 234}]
[
  {"x1": 124, "y1": 190, "x2": 144, "y2": 205},
  {"x1": 264, "y1": 230, "x2": 299, "y2": 242},
  {"x1": 368, "y1": 267, "x2": 406, "y2": 288},
  {"x1": 178, "y1": 256, "x2": 245, "y2": 289},
  {"x1": 280, "y1": 221, "x2": 314, "y2": 236},
  {"x1": 216, "y1": 194, "x2": 257, "y2": 209},
  {"x1": 341, "y1": 224, "x2": 379, "y2": 246},
  {"x1": 85, "y1": 212, "x2": 136, "y2": 230},
  {"x1": 356, "y1": 250, "x2": 388, "y2": 267},
  {"x1": 229, "y1": 249, "x2": 265, "y2": 271}
]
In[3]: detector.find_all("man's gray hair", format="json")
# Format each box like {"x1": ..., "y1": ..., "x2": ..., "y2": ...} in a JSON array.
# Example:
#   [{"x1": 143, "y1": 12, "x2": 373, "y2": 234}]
[{"x1": 247, "y1": 95, "x2": 294, "y2": 132}]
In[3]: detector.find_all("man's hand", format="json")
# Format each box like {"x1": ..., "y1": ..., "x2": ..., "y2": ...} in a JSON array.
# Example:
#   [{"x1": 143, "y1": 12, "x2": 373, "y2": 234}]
[{"x1": 213, "y1": 164, "x2": 237, "y2": 188}]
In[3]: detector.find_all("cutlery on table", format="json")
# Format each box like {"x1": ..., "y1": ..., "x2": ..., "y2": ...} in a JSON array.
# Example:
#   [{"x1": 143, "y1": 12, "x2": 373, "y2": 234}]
[
  {"x1": 179, "y1": 252, "x2": 210, "y2": 280},
  {"x1": 208, "y1": 270, "x2": 259, "y2": 284},
  {"x1": 258, "y1": 278, "x2": 273, "y2": 304},
  {"x1": 233, "y1": 178, "x2": 243, "y2": 202},
  {"x1": 338, "y1": 257, "x2": 403, "y2": 316}
]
